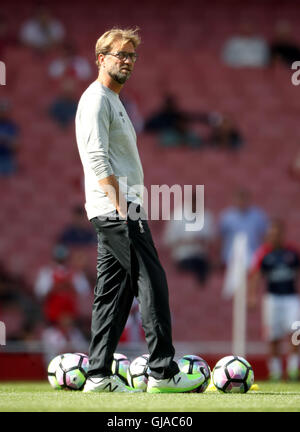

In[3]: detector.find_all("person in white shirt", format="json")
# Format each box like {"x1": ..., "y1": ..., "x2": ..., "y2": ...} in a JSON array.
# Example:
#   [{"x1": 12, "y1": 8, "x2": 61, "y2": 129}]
[
  {"x1": 48, "y1": 43, "x2": 92, "y2": 81},
  {"x1": 164, "y1": 192, "x2": 215, "y2": 286},
  {"x1": 219, "y1": 187, "x2": 269, "y2": 267},
  {"x1": 222, "y1": 22, "x2": 269, "y2": 67},
  {"x1": 42, "y1": 313, "x2": 89, "y2": 367},
  {"x1": 20, "y1": 5, "x2": 65, "y2": 52},
  {"x1": 75, "y1": 27, "x2": 205, "y2": 394}
]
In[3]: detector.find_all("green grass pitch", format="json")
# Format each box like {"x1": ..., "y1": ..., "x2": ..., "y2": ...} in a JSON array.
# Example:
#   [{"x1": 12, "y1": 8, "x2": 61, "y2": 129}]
[{"x1": 1, "y1": 381, "x2": 300, "y2": 412}]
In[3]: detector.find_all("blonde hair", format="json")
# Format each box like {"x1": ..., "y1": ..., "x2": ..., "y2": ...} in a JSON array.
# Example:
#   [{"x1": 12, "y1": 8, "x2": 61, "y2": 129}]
[{"x1": 95, "y1": 27, "x2": 141, "y2": 69}]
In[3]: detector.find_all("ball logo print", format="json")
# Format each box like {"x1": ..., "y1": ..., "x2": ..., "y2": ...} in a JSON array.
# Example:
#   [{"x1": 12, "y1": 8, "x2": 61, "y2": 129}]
[{"x1": 0, "y1": 61, "x2": 5, "y2": 85}]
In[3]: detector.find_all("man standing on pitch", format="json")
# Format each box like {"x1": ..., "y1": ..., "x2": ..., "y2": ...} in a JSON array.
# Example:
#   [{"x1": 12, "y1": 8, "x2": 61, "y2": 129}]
[{"x1": 75, "y1": 28, "x2": 204, "y2": 393}]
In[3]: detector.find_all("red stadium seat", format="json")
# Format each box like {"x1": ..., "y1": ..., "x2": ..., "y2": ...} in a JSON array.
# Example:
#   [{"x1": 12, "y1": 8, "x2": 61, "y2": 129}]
[{"x1": 1, "y1": 0, "x2": 300, "y2": 343}]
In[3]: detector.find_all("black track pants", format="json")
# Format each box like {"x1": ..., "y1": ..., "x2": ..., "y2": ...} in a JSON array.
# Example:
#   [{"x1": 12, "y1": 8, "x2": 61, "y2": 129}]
[{"x1": 88, "y1": 207, "x2": 179, "y2": 380}]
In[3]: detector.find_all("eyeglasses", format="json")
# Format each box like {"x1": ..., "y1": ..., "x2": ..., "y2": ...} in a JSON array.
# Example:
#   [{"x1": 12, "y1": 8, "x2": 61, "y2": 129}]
[{"x1": 105, "y1": 51, "x2": 138, "y2": 63}]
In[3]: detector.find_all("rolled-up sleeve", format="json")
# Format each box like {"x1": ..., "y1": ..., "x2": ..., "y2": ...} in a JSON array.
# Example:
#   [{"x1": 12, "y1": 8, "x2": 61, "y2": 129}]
[{"x1": 83, "y1": 95, "x2": 113, "y2": 180}]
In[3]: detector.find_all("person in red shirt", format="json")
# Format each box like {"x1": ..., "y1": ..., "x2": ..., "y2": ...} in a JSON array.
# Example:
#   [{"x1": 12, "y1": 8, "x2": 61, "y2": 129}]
[{"x1": 249, "y1": 218, "x2": 300, "y2": 380}]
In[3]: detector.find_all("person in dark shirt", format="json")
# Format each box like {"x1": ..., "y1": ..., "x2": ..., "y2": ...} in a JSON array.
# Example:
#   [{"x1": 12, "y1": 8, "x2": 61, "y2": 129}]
[
  {"x1": 144, "y1": 94, "x2": 203, "y2": 148},
  {"x1": 270, "y1": 21, "x2": 300, "y2": 68},
  {"x1": 0, "y1": 261, "x2": 40, "y2": 342},
  {"x1": 48, "y1": 79, "x2": 78, "y2": 129},
  {"x1": 58, "y1": 205, "x2": 96, "y2": 246},
  {"x1": 208, "y1": 114, "x2": 243, "y2": 151},
  {"x1": 0, "y1": 99, "x2": 19, "y2": 176},
  {"x1": 249, "y1": 218, "x2": 300, "y2": 380},
  {"x1": 0, "y1": 15, "x2": 18, "y2": 59},
  {"x1": 144, "y1": 94, "x2": 183, "y2": 133},
  {"x1": 145, "y1": 96, "x2": 243, "y2": 150}
]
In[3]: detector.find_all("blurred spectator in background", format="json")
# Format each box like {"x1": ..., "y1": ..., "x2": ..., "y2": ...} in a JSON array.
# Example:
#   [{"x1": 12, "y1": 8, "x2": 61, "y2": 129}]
[
  {"x1": 43, "y1": 274, "x2": 78, "y2": 326},
  {"x1": 269, "y1": 20, "x2": 300, "y2": 68},
  {"x1": 248, "y1": 219, "x2": 300, "y2": 381},
  {"x1": 144, "y1": 94, "x2": 181, "y2": 133},
  {"x1": 19, "y1": 3, "x2": 65, "y2": 54},
  {"x1": 164, "y1": 191, "x2": 215, "y2": 287},
  {"x1": 121, "y1": 92, "x2": 144, "y2": 134},
  {"x1": 145, "y1": 94, "x2": 202, "y2": 148},
  {"x1": 57, "y1": 205, "x2": 96, "y2": 247},
  {"x1": 219, "y1": 187, "x2": 269, "y2": 267},
  {"x1": 48, "y1": 42, "x2": 92, "y2": 81},
  {"x1": 0, "y1": 99, "x2": 19, "y2": 176},
  {"x1": 289, "y1": 149, "x2": 300, "y2": 182},
  {"x1": 37, "y1": 245, "x2": 90, "y2": 364},
  {"x1": 42, "y1": 313, "x2": 88, "y2": 365},
  {"x1": 159, "y1": 115, "x2": 202, "y2": 148},
  {"x1": 69, "y1": 249, "x2": 94, "y2": 328},
  {"x1": 36, "y1": 244, "x2": 90, "y2": 363},
  {"x1": 222, "y1": 22, "x2": 269, "y2": 67},
  {"x1": 0, "y1": 261, "x2": 40, "y2": 343},
  {"x1": 0, "y1": 15, "x2": 18, "y2": 58},
  {"x1": 48, "y1": 78, "x2": 78, "y2": 129},
  {"x1": 208, "y1": 114, "x2": 244, "y2": 151},
  {"x1": 34, "y1": 244, "x2": 90, "y2": 300}
]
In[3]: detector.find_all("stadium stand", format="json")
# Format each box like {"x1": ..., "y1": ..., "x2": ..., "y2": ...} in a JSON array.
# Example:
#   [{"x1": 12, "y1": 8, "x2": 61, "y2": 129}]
[{"x1": 1, "y1": 0, "x2": 300, "y2": 358}]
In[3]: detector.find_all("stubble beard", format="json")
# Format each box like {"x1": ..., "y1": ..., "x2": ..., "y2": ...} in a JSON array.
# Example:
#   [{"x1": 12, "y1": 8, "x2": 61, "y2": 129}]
[{"x1": 108, "y1": 69, "x2": 131, "y2": 85}]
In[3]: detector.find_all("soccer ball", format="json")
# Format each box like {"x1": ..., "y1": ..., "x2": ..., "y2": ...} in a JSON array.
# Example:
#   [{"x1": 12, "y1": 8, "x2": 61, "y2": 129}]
[
  {"x1": 212, "y1": 355, "x2": 254, "y2": 393},
  {"x1": 178, "y1": 354, "x2": 211, "y2": 393},
  {"x1": 111, "y1": 353, "x2": 130, "y2": 384},
  {"x1": 48, "y1": 354, "x2": 65, "y2": 390},
  {"x1": 127, "y1": 354, "x2": 150, "y2": 391},
  {"x1": 55, "y1": 353, "x2": 89, "y2": 390}
]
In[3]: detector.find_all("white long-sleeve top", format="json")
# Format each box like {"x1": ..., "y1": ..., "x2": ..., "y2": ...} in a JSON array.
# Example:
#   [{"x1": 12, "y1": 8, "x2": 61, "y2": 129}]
[{"x1": 75, "y1": 81, "x2": 144, "y2": 219}]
